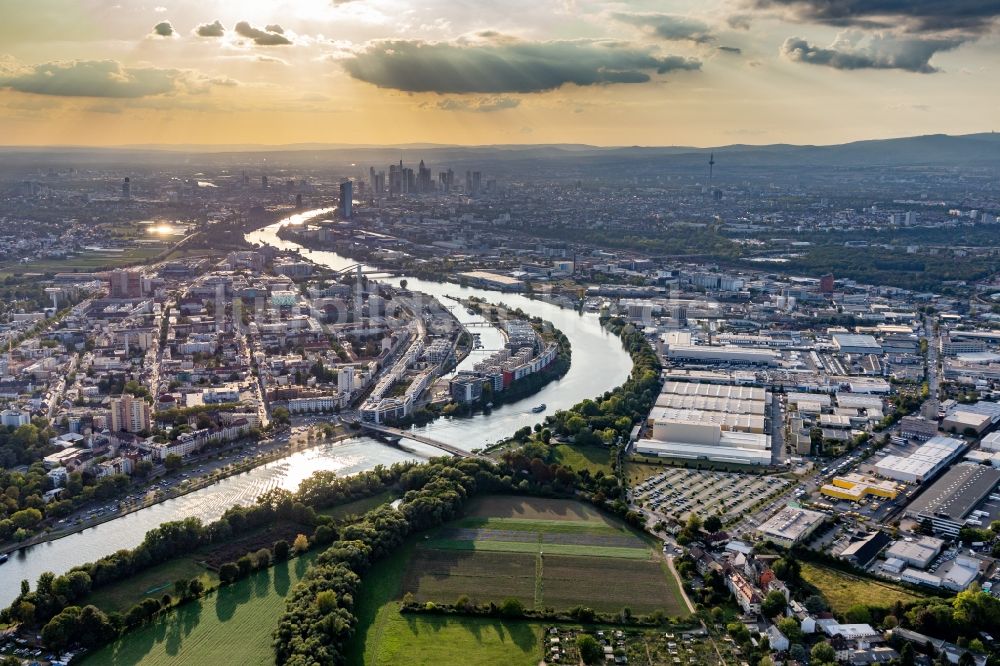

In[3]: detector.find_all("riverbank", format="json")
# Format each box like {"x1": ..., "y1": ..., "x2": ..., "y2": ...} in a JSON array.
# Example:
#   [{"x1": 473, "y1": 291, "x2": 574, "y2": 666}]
[
  {"x1": 0, "y1": 429, "x2": 356, "y2": 556},
  {"x1": 398, "y1": 299, "x2": 572, "y2": 430}
]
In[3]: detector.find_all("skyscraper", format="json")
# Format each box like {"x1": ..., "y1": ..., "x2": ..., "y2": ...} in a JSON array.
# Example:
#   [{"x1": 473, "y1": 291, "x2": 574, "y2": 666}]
[
  {"x1": 417, "y1": 160, "x2": 432, "y2": 192},
  {"x1": 339, "y1": 180, "x2": 353, "y2": 219},
  {"x1": 122, "y1": 177, "x2": 131, "y2": 200},
  {"x1": 389, "y1": 161, "x2": 402, "y2": 195},
  {"x1": 438, "y1": 168, "x2": 454, "y2": 191}
]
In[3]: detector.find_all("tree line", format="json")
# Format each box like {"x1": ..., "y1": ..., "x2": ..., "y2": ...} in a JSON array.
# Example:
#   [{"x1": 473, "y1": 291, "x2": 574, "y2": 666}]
[{"x1": 0, "y1": 461, "x2": 417, "y2": 651}]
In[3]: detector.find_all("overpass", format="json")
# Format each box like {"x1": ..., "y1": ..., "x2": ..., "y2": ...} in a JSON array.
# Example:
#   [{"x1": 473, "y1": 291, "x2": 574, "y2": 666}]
[{"x1": 360, "y1": 423, "x2": 478, "y2": 459}]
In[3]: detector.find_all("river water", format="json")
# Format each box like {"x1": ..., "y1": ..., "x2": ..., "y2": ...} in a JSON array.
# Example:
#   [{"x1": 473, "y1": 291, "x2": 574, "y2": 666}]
[{"x1": 0, "y1": 209, "x2": 631, "y2": 607}]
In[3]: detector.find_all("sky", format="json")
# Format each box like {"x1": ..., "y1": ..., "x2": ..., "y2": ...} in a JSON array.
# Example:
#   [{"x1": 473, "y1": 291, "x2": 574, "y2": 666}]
[{"x1": 0, "y1": 0, "x2": 997, "y2": 147}]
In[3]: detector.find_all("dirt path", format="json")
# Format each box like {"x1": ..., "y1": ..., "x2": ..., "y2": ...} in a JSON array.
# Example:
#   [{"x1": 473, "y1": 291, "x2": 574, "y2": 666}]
[{"x1": 665, "y1": 555, "x2": 696, "y2": 614}]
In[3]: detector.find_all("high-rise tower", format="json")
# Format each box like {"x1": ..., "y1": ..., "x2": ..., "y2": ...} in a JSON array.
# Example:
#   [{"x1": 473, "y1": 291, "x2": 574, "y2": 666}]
[{"x1": 339, "y1": 180, "x2": 353, "y2": 219}]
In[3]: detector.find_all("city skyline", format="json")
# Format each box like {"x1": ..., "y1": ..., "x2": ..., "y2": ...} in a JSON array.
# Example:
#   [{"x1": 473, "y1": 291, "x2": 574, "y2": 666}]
[{"x1": 1, "y1": 0, "x2": 998, "y2": 147}]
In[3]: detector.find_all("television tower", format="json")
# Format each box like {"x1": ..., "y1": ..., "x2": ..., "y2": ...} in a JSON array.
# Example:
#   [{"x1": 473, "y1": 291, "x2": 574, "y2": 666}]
[{"x1": 708, "y1": 152, "x2": 715, "y2": 184}]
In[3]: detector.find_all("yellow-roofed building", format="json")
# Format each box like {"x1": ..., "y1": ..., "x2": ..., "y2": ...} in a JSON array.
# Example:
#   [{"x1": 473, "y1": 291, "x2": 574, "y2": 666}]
[{"x1": 821, "y1": 473, "x2": 899, "y2": 502}]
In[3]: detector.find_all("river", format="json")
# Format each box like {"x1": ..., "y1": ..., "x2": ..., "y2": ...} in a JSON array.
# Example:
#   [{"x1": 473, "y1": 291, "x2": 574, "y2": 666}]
[
  {"x1": 0, "y1": 209, "x2": 631, "y2": 607},
  {"x1": 244, "y1": 209, "x2": 632, "y2": 448}
]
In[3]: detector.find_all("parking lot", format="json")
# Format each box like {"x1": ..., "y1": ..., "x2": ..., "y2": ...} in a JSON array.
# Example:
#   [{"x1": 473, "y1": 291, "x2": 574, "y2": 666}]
[{"x1": 631, "y1": 468, "x2": 791, "y2": 524}]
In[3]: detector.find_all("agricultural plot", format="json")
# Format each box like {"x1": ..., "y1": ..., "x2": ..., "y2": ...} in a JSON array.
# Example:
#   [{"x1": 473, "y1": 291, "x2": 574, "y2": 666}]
[
  {"x1": 541, "y1": 555, "x2": 684, "y2": 615},
  {"x1": 402, "y1": 550, "x2": 537, "y2": 607},
  {"x1": 463, "y1": 495, "x2": 617, "y2": 524},
  {"x1": 401, "y1": 496, "x2": 688, "y2": 617}
]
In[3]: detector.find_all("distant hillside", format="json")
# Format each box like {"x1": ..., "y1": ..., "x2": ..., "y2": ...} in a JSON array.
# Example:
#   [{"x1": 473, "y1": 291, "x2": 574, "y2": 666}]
[{"x1": 1, "y1": 132, "x2": 999, "y2": 169}]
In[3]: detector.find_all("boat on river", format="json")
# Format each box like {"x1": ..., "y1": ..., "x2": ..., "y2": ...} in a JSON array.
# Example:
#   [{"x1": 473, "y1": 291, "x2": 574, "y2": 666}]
[{"x1": 531, "y1": 404, "x2": 546, "y2": 413}]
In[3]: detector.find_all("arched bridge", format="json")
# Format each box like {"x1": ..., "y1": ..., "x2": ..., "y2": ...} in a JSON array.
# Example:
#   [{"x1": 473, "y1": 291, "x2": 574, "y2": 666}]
[{"x1": 360, "y1": 423, "x2": 480, "y2": 459}]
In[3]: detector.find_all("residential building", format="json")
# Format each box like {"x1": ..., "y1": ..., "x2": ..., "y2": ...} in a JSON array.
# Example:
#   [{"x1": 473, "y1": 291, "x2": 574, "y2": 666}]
[{"x1": 110, "y1": 394, "x2": 151, "y2": 434}]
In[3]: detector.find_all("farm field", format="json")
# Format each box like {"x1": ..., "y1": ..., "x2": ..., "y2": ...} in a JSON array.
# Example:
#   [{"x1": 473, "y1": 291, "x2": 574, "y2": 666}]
[
  {"x1": 349, "y1": 495, "x2": 691, "y2": 665},
  {"x1": 541, "y1": 554, "x2": 682, "y2": 614},
  {"x1": 83, "y1": 553, "x2": 318, "y2": 666},
  {"x1": 402, "y1": 550, "x2": 537, "y2": 608},
  {"x1": 800, "y1": 562, "x2": 927, "y2": 613},
  {"x1": 462, "y1": 495, "x2": 620, "y2": 524},
  {"x1": 402, "y1": 496, "x2": 685, "y2": 615},
  {"x1": 84, "y1": 557, "x2": 218, "y2": 614}
]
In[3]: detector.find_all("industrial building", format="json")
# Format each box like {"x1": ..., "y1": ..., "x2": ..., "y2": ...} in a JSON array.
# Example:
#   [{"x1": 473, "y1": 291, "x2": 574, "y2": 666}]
[
  {"x1": 874, "y1": 435, "x2": 965, "y2": 484},
  {"x1": 756, "y1": 506, "x2": 827, "y2": 547},
  {"x1": 649, "y1": 408, "x2": 765, "y2": 434},
  {"x1": 653, "y1": 392, "x2": 767, "y2": 415},
  {"x1": 904, "y1": 464, "x2": 1000, "y2": 537},
  {"x1": 941, "y1": 401, "x2": 1000, "y2": 436},
  {"x1": 665, "y1": 344, "x2": 778, "y2": 366},
  {"x1": 660, "y1": 381, "x2": 766, "y2": 401},
  {"x1": 839, "y1": 531, "x2": 892, "y2": 567},
  {"x1": 899, "y1": 416, "x2": 939, "y2": 441},
  {"x1": 833, "y1": 333, "x2": 883, "y2": 355},
  {"x1": 635, "y1": 423, "x2": 771, "y2": 465},
  {"x1": 982, "y1": 431, "x2": 1000, "y2": 452},
  {"x1": 821, "y1": 473, "x2": 899, "y2": 502},
  {"x1": 900, "y1": 555, "x2": 981, "y2": 591},
  {"x1": 884, "y1": 536, "x2": 944, "y2": 569},
  {"x1": 458, "y1": 270, "x2": 523, "y2": 291},
  {"x1": 638, "y1": 380, "x2": 773, "y2": 464}
]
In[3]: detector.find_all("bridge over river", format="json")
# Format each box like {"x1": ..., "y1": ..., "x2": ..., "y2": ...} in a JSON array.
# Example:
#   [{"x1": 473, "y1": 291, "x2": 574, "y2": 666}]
[{"x1": 359, "y1": 423, "x2": 481, "y2": 459}]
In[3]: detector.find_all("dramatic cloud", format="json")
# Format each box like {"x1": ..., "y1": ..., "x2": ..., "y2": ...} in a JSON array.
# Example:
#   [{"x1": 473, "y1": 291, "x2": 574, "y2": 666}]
[
  {"x1": 0, "y1": 59, "x2": 181, "y2": 97},
  {"x1": 718, "y1": 46, "x2": 743, "y2": 54},
  {"x1": 343, "y1": 39, "x2": 701, "y2": 93},
  {"x1": 195, "y1": 20, "x2": 225, "y2": 38},
  {"x1": 0, "y1": 59, "x2": 234, "y2": 98},
  {"x1": 234, "y1": 21, "x2": 292, "y2": 46},
  {"x1": 781, "y1": 35, "x2": 964, "y2": 73},
  {"x1": 265, "y1": 24, "x2": 285, "y2": 34},
  {"x1": 611, "y1": 13, "x2": 714, "y2": 43},
  {"x1": 433, "y1": 96, "x2": 521, "y2": 112},
  {"x1": 152, "y1": 21, "x2": 175, "y2": 38},
  {"x1": 751, "y1": 0, "x2": 1000, "y2": 33}
]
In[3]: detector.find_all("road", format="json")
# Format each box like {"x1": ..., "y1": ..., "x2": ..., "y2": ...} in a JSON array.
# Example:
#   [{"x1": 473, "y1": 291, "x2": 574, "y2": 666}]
[
  {"x1": 770, "y1": 392, "x2": 785, "y2": 465},
  {"x1": 924, "y1": 313, "x2": 940, "y2": 401},
  {"x1": 47, "y1": 353, "x2": 78, "y2": 420},
  {"x1": 28, "y1": 425, "x2": 299, "y2": 544}
]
